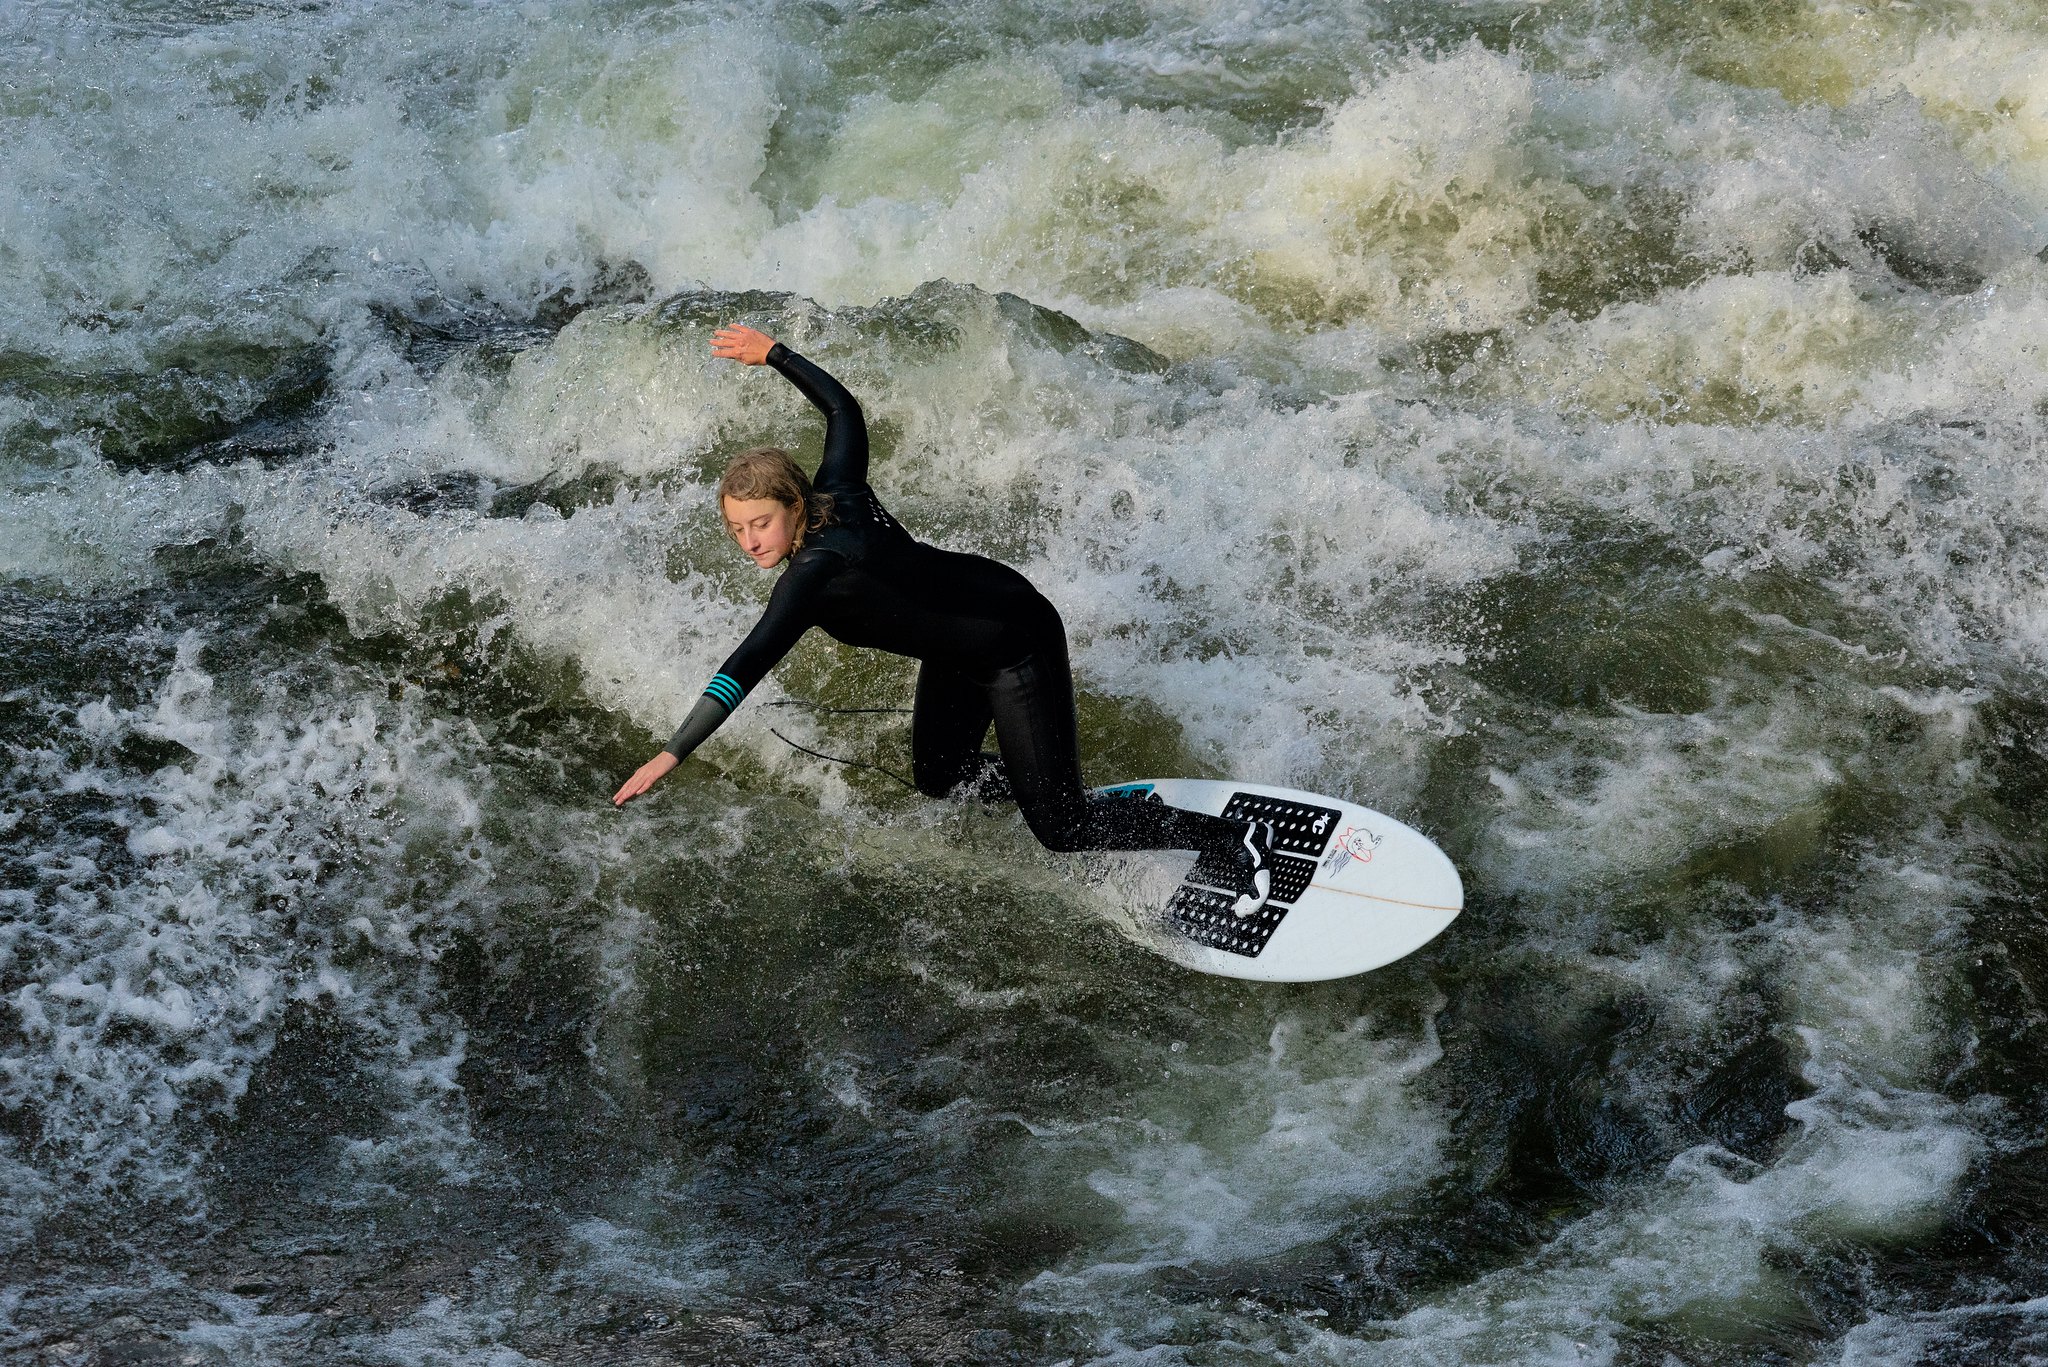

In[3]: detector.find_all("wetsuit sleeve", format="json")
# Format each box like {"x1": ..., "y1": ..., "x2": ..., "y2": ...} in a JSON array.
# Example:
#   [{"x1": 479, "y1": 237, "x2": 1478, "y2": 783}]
[
  {"x1": 767, "y1": 343, "x2": 868, "y2": 489},
  {"x1": 663, "y1": 553, "x2": 838, "y2": 762}
]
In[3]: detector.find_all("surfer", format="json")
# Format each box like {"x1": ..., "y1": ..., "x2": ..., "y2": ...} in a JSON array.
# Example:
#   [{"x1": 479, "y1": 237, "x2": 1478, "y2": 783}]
[{"x1": 612, "y1": 324, "x2": 1274, "y2": 914}]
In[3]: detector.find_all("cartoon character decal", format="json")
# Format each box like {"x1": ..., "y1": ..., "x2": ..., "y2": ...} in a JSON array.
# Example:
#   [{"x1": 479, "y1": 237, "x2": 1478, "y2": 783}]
[{"x1": 1321, "y1": 824, "x2": 1381, "y2": 876}]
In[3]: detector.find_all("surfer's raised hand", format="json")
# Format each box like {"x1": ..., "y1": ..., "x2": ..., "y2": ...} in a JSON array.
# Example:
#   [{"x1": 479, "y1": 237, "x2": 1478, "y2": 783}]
[
  {"x1": 711, "y1": 324, "x2": 776, "y2": 366},
  {"x1": 612, "y1": 751, "x2": 680, "y2": 806}
]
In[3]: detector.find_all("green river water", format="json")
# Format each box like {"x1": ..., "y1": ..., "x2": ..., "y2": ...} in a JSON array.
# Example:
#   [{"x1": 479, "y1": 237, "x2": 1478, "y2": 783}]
[{"x1": 5, "y1": 1, "x2": 2048, "y2": 1362}]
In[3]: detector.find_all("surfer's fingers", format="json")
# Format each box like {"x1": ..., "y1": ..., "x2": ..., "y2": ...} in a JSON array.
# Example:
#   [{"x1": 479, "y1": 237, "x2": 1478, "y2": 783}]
[
  {"x1": 709, "y1": 324, "x2": 773, "y2": 363},
  {"x1": 613, "y1": 753, "x2": 676, "y2": 805}
]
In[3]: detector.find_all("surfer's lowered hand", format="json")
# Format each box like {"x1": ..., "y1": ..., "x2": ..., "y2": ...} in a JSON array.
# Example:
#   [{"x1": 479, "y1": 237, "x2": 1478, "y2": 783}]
[
  {"x1": 612, "y1": 751, "x2": 679, "y2": 806},
  {"x1": 710, "y1": 324, "x2": 776, "y2": 366}
]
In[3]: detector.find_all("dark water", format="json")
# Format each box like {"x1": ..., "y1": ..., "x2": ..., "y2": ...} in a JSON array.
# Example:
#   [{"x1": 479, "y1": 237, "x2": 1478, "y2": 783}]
[{"x1": 7, "y1": 1, "x2": 2048, "y2": 1363}]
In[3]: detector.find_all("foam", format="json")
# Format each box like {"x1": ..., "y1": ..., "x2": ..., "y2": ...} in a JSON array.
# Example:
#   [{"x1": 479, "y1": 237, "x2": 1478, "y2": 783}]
[
  {"x1": 1476, "y1": 691, "x2": 1848, "y2": 898},
  {"x1": 1678, "y1": 94, "x2": 2040, "y2": 280},
  {"x1": 0, "y1": 461, "x2": 237, "y2": 590},
  {"x1": 1333, "y1": 1089, "x2": 1976, "y2": 1365},
  {"x1": 342, "y1": 1295, "x2": 544, "y2": 1367},
  {"x1": 1834, "y1": 1295, "x2": 2048, "y2": 1367},
  {"x1": 1027, "y1": 1008, "x2": 1448, "y2": 1278},
  {"x1": 1, "y1": 634, "x2": 489, "y2": 1239},
  {"x1": 1899, "y1": 23, "x2": 2048, "y2": 205},
  {"x1": 0, "y1": 0, "x2": 2035, "y2": 401}
]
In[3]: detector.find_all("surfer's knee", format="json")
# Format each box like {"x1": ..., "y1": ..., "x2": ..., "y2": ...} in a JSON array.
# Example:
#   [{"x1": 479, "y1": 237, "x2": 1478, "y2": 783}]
[
  {"x1": 1017, "y1": 799, "x2": 1091, "y2": 853},
  {"x1": 1026, "y1": 824, "x2": 1091, "y2": 854},
  {"x1": 910, "y1": 756, "x2": 957, "y2": 800},
  {"x1": 913, "y1": 752, "x2": 983, "y2": 800},
  {"x1": 915, "y1": 751, "x2": 1011, "y2": 803}
]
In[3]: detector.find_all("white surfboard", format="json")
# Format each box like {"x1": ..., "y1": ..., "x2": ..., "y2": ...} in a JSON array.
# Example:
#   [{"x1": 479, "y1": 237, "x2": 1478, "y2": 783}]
[{"x1": 1091, "y1": 779, "x2": 1463, "y2": 982}]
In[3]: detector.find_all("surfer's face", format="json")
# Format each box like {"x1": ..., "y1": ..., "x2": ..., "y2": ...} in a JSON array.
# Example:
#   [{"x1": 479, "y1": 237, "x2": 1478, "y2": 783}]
[{"x1": 723, "y1": 496, "x2": 803, "y2": 568}]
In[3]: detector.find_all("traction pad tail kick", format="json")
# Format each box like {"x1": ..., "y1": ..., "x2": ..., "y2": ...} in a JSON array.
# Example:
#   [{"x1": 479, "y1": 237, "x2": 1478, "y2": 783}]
[{"x1": 1177, "y1": 792, "x2": 1342, "y2": 958}]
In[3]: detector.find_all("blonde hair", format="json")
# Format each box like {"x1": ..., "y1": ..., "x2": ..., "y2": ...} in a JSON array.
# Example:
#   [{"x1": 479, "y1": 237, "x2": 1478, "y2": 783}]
[{"x1": 717, "y1": 447, "x2": 834, "y2": 548}]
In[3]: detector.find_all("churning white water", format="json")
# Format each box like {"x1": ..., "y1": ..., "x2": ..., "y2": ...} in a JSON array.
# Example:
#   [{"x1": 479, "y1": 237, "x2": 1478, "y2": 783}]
[{"x1": 6, "y1": 0, "x2": 2048, "y2": 1363}]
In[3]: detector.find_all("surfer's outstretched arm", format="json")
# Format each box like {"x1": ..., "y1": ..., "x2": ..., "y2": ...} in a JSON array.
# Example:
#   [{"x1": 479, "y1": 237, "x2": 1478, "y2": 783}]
[
  {"x1": 711, "y1": 324, "x2": 869, "y2": 488},
  {"x1": 611, "y1": 552, "x2": 835, "y2": 805},
  {"x1": 770, "y1": 346, "x2": 868, "y2": 488}
]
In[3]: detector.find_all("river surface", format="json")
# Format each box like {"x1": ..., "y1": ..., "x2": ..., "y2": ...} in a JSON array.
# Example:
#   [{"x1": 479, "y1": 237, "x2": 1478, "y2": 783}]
[{"x1": 6, "y1": 1, "x2": 2048, "y2": 1363}]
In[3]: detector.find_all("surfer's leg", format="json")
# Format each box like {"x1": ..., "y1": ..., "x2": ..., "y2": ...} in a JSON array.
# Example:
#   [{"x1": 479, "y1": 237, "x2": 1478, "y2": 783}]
[
  {"x1": 987, "y1": 637, "x2": 1245, "y2": 858},
  {"x1": 910, "y1": 662, "x2": 1006, "y2": 799}
]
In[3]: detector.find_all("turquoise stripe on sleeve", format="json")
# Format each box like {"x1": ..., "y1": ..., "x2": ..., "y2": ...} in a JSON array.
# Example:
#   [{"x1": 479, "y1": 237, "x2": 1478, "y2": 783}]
[{"x1": 702, "y1": 673, "x2": 745, "y2": 710}]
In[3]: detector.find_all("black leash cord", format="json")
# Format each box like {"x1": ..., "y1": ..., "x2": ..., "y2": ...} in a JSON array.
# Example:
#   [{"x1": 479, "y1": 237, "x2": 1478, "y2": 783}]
[
  {"x1": 765, "y1": 700, "x2": 914, "y2": 715},
  {"x1": 766, "y1": 727, "x2": 917, "y2": 791},
  {"x1": 762, "y1": 699, "x2": 917, "y2": 789}
]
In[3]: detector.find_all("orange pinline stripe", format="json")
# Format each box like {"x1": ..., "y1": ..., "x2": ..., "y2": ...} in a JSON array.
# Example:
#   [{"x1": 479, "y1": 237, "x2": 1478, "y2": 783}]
[{"x1": 1306, "y1": 882, "x2": 1461, "y2": 913}]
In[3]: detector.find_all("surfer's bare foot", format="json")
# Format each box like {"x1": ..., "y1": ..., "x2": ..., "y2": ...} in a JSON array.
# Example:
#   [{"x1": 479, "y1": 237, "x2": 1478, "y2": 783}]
[{"x1": 1230, "y1": 820, "x2": 1274, "y2": 916}]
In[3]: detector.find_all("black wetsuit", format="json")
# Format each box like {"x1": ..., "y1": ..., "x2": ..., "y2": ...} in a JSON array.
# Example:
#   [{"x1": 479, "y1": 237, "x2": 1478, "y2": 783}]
[{"x1": 664, "y1": 343, "x2": 1245, "y2": 860}]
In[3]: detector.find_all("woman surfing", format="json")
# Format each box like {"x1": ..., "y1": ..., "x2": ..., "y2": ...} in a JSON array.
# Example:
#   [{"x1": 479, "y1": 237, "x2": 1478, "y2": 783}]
[{"x1": 612, "y1": 323, "x2": 1275, "y2": 914}]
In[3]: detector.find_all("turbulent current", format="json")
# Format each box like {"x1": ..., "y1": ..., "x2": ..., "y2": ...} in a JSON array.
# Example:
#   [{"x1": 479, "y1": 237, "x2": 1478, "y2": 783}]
[{"x1": 6, "y1": 1, "x2": 2048, "y2": 1363}]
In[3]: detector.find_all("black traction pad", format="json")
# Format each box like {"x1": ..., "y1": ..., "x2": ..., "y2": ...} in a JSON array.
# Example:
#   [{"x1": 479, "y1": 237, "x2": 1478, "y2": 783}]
[
  {"x1": 1219, "y1": 792, "x2": 1343, "y2": 858},
  {"x1": 1267, "y1": 852, "x2": 1317, "y2": 905},
  {"x1": 1175, "y1": 789, "x2": 1343, "y2": 957},
  {"x1": 1171, "y1": 854, "x2": 1318, "y2": 956},
  {"x1": 1188, "y1": 848, "x2": 1316, "y2": 905},
  {"x1": 1167, "y1": 884, "x2": 1288, "y2": 957}
]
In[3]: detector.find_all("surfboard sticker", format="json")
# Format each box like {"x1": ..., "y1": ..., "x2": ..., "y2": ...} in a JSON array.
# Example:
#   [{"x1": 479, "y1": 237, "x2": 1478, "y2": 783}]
[
  {"x1": 1094, "y1": 779, "x2": 1463, "y2": 983},
  {"x1": 1096, "y1": 781, "x2": 1158, "y2": 800}
]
